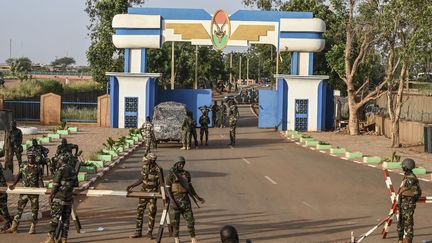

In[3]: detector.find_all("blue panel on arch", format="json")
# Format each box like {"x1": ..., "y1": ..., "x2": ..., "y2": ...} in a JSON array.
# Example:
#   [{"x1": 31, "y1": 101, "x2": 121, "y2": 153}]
[
  {"x1": 258, "y1": 90, "x2": 278, "y2": 128},
  {"x1": 157, "y1": 89, "x2": 212, "y2": 127}
]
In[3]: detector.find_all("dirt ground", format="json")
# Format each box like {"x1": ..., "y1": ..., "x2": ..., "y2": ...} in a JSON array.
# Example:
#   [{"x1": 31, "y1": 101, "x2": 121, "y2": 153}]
[{"x1": 303, "y1": 131, "x2": 432, "y2": 173}]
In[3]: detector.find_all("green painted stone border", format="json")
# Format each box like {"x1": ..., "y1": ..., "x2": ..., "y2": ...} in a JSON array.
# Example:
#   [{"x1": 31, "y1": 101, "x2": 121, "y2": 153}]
[
  {"x1": 413, "y1": 167, "x2": 427, "y2": 175},
  {"x1": 47, "y1": 182, "x2": 53, "y2": 189},
  {"x1": 26, "y1": 140, "x2": 33, "y2": 145},
  {"x1": 330, "y1": 148, "x2": 346, "y2": 154},
  {"x1": 68, "y1": 127, "x2": 78, "y2": 132},
  {"x1": 291, "y1": 134, "x2": 302, "y2": 139},
  {"x1": 47, "y1": 134, "x2": 60, "y2": 139},
  {"x1": 383, "y1": 162, "x2": 402, "y2": 169},
  {"x1": 38, "y1": 137, "x2": 51, "y2": 144},
  {"x1": 317, "y1": 144, "x2": 332, "y2": 150},
  {"x1": 306, "y1": 140, "x2": 319, "y2": 146},
  {"x1": 21, "y1": 144, "x2": 28, "y2": 151},
  {"x1": 103, "y1": 149, "x2": 118, "y2": 157},
  {"x1": 286, "y1": 131, "x2": 298, "y2": 136},
  {"x1": 57, "y1": 130, "x2": 69, "y2": 135},
  {"x1": 300, "y1": 137, "x2": 315, "y2": 143},
  {"x1": 86, "y1": 160, "x2": 104, "y2": 168},
  {"x1": 345, "y1": 152, "x2": 363, "y2": 159},
  {"x1": 80, "y1": 166, "x2": 97, "y2": 174},
  {"x1": 78, "y1": 172, "x2": 87, "y2": 182},
  {"x1": 97, "y1": 154, "x2": 112, "y2": 162},
  {"x1": 126, "y1": 139, "x2": 135, "y2": 146},
  {"x1": 363, "y1": 156, "x2": 382, "y2": 164}
]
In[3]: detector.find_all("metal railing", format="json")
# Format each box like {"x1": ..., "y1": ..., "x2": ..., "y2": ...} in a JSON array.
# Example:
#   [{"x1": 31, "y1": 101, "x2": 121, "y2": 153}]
[{"x1": 4, "y1": 99, "x2": 40, "y2": 121}]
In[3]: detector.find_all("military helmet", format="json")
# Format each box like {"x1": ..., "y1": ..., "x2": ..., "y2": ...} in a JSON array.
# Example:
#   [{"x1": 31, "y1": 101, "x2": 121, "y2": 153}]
[
  {"x1": 402, "y1": 158, "x2": 416, "y2": 171},
  {"x1": 61, "y1": 138, "x2": 67, "y2": 144},
  {"x1": 11, "y1": 120, "x2": 17, "y2": 127},
  {"x1": 32, "y1": 139, "x2": 38, "y2": 146},
  {"x1": 146, "y1": 153, "x2": 157, "y2": 160},
  {"x1": 220, "y1": 225, "x2": 239, "y2": 243},
  {"x1": 174, "y1": 156, "x2": 185, "y2": 164}
]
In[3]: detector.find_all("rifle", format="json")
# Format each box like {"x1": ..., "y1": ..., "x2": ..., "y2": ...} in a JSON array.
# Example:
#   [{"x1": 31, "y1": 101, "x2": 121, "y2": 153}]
[{"x1": 172, "y1": 170, "x2": 200, "y2": 208}]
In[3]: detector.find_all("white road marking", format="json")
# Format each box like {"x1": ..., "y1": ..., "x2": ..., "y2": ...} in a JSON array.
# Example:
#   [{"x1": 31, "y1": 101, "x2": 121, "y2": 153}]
[
  {"x1": 302, "y1": 201, "x2": 315, "y2": 209},
  {"x1": 242, "y1": 158, "x2": 251, "y2": 164},
  {"x1": 264, "y1": 176, "x2": 278, "y2": 185},
  {"x1": 319, "y1": 151, "x2": 326, "y2": 153},
  {"x1": 368, "y1": 165, "x2": 376, "y2": 168}
]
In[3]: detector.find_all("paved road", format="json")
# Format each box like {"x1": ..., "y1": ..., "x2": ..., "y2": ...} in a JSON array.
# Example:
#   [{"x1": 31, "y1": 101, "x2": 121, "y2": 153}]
[{"x1": 3, "y1": 105, "x2": 432, "y2": 243}]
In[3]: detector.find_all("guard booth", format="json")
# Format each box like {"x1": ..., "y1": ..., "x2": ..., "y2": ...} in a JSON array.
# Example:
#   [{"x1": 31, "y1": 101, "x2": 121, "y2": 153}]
[{"x1": 106, "y1": 7, "x2": 332, "y2": 130}]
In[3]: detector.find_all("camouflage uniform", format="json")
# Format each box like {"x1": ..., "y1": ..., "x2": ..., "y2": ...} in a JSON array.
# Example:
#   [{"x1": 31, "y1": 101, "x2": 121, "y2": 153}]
[
  {"x1": 52, "y1": 142, "x2": 78, "y2": 174},
  {"x1": 166, "y1": 167, "x2": 196, "y2": 238},
  {"x1": 397, "y1": 171, "x2": 421, "y2": 242},
  {"x1": 229, "y1": 104, "x2": 239, "y2": 118},
  {"x1": 48, "y1": 160, "x2": 78, "y2": 241},
  {"x1": 27, "y1": 143, "x2": 49, "y2": 175},
  {"x1": 142, "y1": 122, "x2": 156, "y2": 156},
  {"x1": 228, "y1": 115, "x2": 237, "y2": 145},
  {"x1": 189, "y1": 120, "x2": 198, "y2": 148},
  {"x1": 12, "y1": 162, "x2": 44, "y2": 225},
  {"x1": 0, "y1": 164, "x2": 13, "y2": 232},
  {"x1": 9, "y1": 126, "x2": 23, "y2": 167},
  {"x1": 211, "y1": 103, "x2": 219, "y2": 127},
  {"x1": 219, "y1": 103, "x2": 227, "y2": 128},
  {"x1": 181, "y1": 116, "x2": 193, "y2": 150},
  {"x1": 134, "y1": 162, "x2": 162, "y2": 236},
  {"x1": 199, "y1": 114, "x2": 210, "y2": 145}
]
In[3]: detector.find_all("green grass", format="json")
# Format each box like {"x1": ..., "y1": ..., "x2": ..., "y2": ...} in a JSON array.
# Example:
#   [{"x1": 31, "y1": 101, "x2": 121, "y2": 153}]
[
  {"x1": 63, "y1": 81, "x2": 102, "y2": 93},
  {"x1": 1, "y1": 79, "x2": 63, "y2": 99},
  {"x1": 61, "y1": 107, "x2": 97, "y2": 121}
]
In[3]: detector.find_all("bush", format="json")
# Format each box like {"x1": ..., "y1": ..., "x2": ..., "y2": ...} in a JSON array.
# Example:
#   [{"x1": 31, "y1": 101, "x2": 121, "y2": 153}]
[
  {"x1": 0, "y1": 79, "x2": 63, "y2": 99},
  {"x1": 63, "y1": 81, "x2": 102, "y2": 94},
  {"x1": 61, "y1": 107, "x2": 97, "y2": 121}
]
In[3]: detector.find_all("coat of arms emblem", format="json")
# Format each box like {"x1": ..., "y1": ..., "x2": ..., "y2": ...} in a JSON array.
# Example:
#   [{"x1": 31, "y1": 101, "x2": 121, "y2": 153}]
[{"x1": 211, "y1": 10, "x2": 230, "y2": 50}]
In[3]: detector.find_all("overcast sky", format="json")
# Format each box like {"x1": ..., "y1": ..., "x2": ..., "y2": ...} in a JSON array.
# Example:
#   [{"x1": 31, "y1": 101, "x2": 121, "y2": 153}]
[{"x1": 0, "y1": 0, "x2": 249, "y2": 66}]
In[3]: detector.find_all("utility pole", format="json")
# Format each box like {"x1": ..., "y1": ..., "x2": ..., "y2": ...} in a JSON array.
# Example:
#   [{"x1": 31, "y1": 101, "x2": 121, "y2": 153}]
[
  {"x1": 258, "y1": 58, "x2": 261, "y2": 83},
  {"x1": 239, "y1": 55, "x2": 242, "y2": 81},
  {"x1": 171, "y1": 42, "x2": 175, "y2": 90},
  {"x1": 229, "y1": 52, "x2": 233, "y2": 84},
  {"x1": 246, "y1": 56, "x2": 249, "y2": 80},
  {"x1": 194, "y1": 45, "x2": 198, "y2": 89}
]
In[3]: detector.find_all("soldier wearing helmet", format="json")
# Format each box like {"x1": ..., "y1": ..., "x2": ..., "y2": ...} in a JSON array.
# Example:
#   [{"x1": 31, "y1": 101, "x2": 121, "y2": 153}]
[
  {"x1": 127, "y1": 153, "x2": 163, "y2": 239},
  {"x1": 166, "y1": 156, "x2": 205, "y2": 243},
  {"x1": 220, "y1": 225, "x2": 239, "y2": 243},
  {"x1": 51, "y1": 138, "x2": 79, "y2": 174},
  {"x1": 8, "y1": 120, "x2": 23, "y2": 168},
  {"x1": 397, "y1": 158, "x2": 422, "y2": 243}
]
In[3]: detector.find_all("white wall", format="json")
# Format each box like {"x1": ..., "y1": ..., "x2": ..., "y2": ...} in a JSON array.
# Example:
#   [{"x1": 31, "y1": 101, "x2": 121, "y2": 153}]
[
  {"x1": 285, "y1": 78, "x2": 322, "y2": 131},
  {"x1": 130, "y1": 49, "x2": 142, "y2": 73},
  {"x1": 298, "y1": 52, "x2": 310, "y2": 76},
  {"x1": 117, "y1": 76, "x2": 149, "y2": 128}
]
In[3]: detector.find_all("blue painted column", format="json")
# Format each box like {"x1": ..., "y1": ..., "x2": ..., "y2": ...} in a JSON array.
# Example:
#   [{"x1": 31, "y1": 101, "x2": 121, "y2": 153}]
[
  {"x1": 291, "y1": 52, "x2": 299, "y2": 75},
  {"x1": 141, "y1": 48, "x2": 147, "y2": 73},
  {"x1": 277, "y1": 78, "x2": 288, "y2": 131},
  {"x1": 308, "y1": 52, "x2": 314, "y2": 75},
  {"x1": 110, "y1": 76, "x2": 119, "y2": 128},
  {"x1": 124, "y1": 49, "x2": 130, "y2": 73},
  {"x1": 317, "y1": 80, "x2": 327, "y2": 131}
]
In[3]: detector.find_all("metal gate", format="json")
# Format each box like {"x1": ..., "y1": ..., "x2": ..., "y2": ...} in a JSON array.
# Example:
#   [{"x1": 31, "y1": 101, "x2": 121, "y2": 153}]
[
  {"x1": 258, "y1": 90, "x2": 278, "y2": 128},
  {"x1": 295, "y1": 99, "x2": 308, "y2": 131},
  {"x1": 124, "y1": 97, "x2": 138, "y2": 128}
]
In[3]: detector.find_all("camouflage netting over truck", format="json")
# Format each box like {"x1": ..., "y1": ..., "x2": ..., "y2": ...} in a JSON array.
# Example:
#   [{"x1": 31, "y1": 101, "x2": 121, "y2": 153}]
[{"x1": 153, "y1": 102, "x2": 187, "y2": 142}]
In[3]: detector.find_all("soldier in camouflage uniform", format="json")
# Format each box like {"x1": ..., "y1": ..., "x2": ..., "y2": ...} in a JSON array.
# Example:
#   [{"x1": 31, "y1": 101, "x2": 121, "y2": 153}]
[
  {"x1": 211, "y1": 101, "x2": 219, "y2": 127},
  {"x1": 189, "y1": 113, "x2": 198, "y2": 149},
  {"x1": 43, "y1": 154, "x2": 79, "y2": 243},
  {"x1": 181, "y1": 112, "x2": 194, "y2": 150},
  {"x1": 199, "y1": 109, "x2": 210, "y2": 146},
  {"x1": 127, "y1": 153, "x2": 163, "y2": 239},
  {"x1": 397, "y1": 158, "x2": 422, "y2": 243},
  {"x1": 228, "y1": 114, "x2": 237, "y2": 146},
  {"x1": 0, "y1": 162, "x2": 13, "y2": 233},
  {"x1": 51, "y1": 138, "x2": 78, "y2": 174},
  {"x1": 6, "y1": 153, "x2": 44, "y2": 234},
  {"x1": 9, "y1": 121, "x2": 23, "y2": 168},
  {"x1": 166, "y1": 156, "x2": 205, "y2": 243},
  {"x1": 27, "y1": 139, "x2": 49, "y2": 176},
  {"x1": 228, "y1": 100, "x2": 240, "y2": 118},
  {"x1": 142, "y1": 116, "x2": 156, "y2": 156},
  {"x1": 219, "y1": 101, "x2": 227, "y2": 128}
]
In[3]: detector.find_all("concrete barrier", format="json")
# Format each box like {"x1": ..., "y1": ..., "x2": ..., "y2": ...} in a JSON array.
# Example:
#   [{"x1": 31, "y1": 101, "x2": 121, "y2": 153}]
[
  {"x1": 382, "y1": 162, "x2": 401, "y2": 169},
  {"x1": 345, "y1": 152, "x2": 363, "y2": 159},
  {"x1": 317, "y1": 144, "x2": 332, "y2": 150},
  {"x1": 330, "y1": 148, "x2": 346, "y2": 154},
  {"x1": 363, "y1": 156, "x2": 382, "y2": 164}
]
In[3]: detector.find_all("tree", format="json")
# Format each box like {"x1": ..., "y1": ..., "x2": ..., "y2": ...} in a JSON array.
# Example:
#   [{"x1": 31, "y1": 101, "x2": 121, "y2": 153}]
[
  {"x1": 85, "y1": 0, "x2": 145, "y2": 88},
  {"x1": 51, "y1": 57, "x2": 76, "y2": 70},
  {"x1": 379, "y1": 0, "x2": 431, "y2": 147},
  {"x1": 7, "y1": 57, "x2": 32, "y2": 82},
  {"x1": 242, "y1": 0, "x2": 282, "y2": 10}
]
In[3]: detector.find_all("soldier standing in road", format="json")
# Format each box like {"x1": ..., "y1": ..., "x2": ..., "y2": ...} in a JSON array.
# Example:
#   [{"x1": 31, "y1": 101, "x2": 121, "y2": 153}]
[
  {"x1": 397, "y1": 158, "x2": 422, "y2": 243},
  {"x1": 6, "y1": 153, "x2": 44, "y2": 234},
  {"x1": 43, "y1": 154, "x2": 79, "y2": 243},
  {"x1": 8, "y1": 121, "x2": 23, "y2": 168},
  {"x1": 228, "y1": 114, "x2": 237, "y2": 146},
  {"x1": 27, "y1": 139, "x2": 49, "y2": 176},
  {"x1": 189, "y1": 112, "x2": 199, "y2": 149},
  {"x1": 127, "y1": 153, "x2": 163, "y2": 239},
  {"x1": 181, "y1": 112, "x2": 193, "y2": 150},
  {"x1": 219, "y1": 101, "x2": 227, "y2": 128},
  {"x1": 0, "y1": 162, "x2": 13, "y2": 233},
  {"x1": 228, "y1": 100, "x2": 240, "y2": 118},
  {"x1": 199, "y1": 109, "x2": 210, "y2": 146},
  {"x1": 166, "y1": 156, "x2": 205, "y2": 243},
  {"x1": 51, "y1": 139, "x2": 79, "y2": 174},
  {"x1": 142, "y1": 116, "x2": 156, "y2": 156},
  {"x1": 211, "y1": 101, "x2": 219, "y2": 127}
]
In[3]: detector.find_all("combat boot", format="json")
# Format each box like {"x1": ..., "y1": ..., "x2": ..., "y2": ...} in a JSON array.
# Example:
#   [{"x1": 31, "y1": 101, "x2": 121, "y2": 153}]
[
  {"x1": 191, "y1": 237, "x2": 198, "y2": 243},
  {"x1": 145, "y1": 230, "x2": 154, "y2": 239},
  {"x1": 0, "y1": 221, "x2": 11, "y2": 233},
  {"x1": 129, "y1": 229, "x2": 142, "y2": 238},
  {"x1": 61, "y1": 238, "x2": 68, "y2": 243},
  {"x1": 174, "y1": 237, "x2": 180, "y2": 243},
  {"x1": 180, "y1": 147, "x2": 186, "y2": 150},
  {"x1": 28, "y1": 223, "x2": 36, "y2": 234},
  {"x1": 5, "y1": 221, "x2": 18, "y2": 233},
  {"x1": 41, "y1": 234, "x2": 54, "y2": 243}
]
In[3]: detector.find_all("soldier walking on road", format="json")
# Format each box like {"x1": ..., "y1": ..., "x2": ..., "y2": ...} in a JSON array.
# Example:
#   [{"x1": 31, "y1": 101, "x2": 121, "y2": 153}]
[
  {"x1": 6, "y1": 153, "x2": 44, "y2": 234},
  {"x1": 0, "y1": 162, "x2": 13, "y2": 233},
  {"x1": 142, "y1": 116, "x2": 156, "y2": 156},
  {"x1": 27, "y1": 139, "x2": 50, "y2": 176},
  {"x1": 43, "y1": 154, "x2": 79, "y2": 243},
  {"x1": 166, "y1": 156, "x2": 205, "y2": 243},
  {"x1": 51, "y1": 139, "x2": 79, "y2": 174},
  {"x1": 228, "y1": 100, "x2": 240, "y2": 118},
  {"x1": 228, "y1": 114, "x2": 237, "y2": 146},
  {"x1": 211, "y1": 101, "x2": 219, "y2": 127},
  {"x1": 219, "y1": 101, "x2": 227, "y2": 128},
  {"x1": 199, "y1": 109, "x2": 210, "y2": 146},
  {"x1": 8, "y1": 121, "x2": 23, "y2": 168},
  {"x1": 397, "y1": 158, "x2": 422, "y2": 243},
  {"x1": 127, "y1": 153, "x2": 163, "y2": 239},
  {"x1": 189, "y1": 115, "x2": 199, "y2": 149},
  {"x1": 181, "y1": 112, "x2": 194, "y2": 150}
]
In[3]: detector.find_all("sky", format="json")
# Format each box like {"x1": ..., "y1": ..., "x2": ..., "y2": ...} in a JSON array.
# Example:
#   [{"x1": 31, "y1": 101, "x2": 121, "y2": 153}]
[{"x1": 0, "y1": 0, "x2": 250, "y2": 66}]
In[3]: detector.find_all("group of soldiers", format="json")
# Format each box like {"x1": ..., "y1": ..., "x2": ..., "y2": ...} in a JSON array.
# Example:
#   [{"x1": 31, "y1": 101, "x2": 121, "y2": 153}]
[
  {"x1": 127, "y1": 153, "x2": 204, "y2": 243},
  {"x1": 178, "y1": 99, "x2": 239, "y2": 150},
  {"x1": 0, "y1": 121, "x2": 81, "y2": 243}
]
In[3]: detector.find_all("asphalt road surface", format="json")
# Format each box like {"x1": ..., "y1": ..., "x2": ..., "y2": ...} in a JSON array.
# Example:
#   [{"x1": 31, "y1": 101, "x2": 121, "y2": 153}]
[{"x1": 2, "y1": 105, "x2": 432, "y2": 243}]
